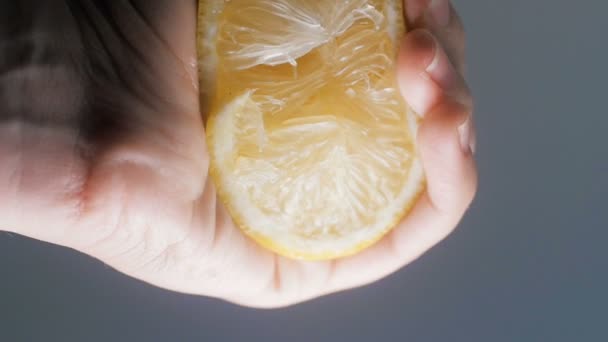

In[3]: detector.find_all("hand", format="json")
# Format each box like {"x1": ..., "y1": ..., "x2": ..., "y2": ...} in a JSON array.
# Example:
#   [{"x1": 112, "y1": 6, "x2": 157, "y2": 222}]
[{"x1": 0, "y1": 0, "x2": 476, "y2": 308}]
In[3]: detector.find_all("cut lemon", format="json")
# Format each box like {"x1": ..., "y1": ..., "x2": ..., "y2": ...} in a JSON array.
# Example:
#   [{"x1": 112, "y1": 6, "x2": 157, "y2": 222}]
[{"x1": 198, "y1": 0, "x2": 425, "y2": 260}]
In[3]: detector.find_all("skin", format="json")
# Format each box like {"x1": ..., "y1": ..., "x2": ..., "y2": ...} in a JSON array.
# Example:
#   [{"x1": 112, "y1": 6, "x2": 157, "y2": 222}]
[{"x1": 0, "y1": 0, "x2": 476, "y2": 308}]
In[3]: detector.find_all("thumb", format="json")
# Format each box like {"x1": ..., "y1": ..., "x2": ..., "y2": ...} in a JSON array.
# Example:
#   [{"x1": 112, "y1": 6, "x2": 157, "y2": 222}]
[{"x1": 398, "y1": 29, "x2": 477, "y2": 217}]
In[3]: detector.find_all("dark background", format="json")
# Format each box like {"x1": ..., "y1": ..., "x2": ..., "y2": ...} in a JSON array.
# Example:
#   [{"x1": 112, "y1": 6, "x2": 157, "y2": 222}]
[{"x1": 1, "y1": 0, "x2": 607, "y2": 341}]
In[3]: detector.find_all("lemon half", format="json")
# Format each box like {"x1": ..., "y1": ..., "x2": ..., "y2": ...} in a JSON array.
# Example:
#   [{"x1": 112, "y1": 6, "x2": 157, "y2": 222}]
[{"x1": 198, "y1": 0, "x2": 425, "y2": 260}]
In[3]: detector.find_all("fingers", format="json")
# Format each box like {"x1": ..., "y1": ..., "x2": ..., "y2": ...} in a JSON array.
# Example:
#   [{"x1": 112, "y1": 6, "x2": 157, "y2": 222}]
[
  {"x1": 397, "y1": 29, "x2": 471, "y2": 117},
  {"x1": 325, "y1": 26, "x2": 477, "y2": 293},
  {"x1": 402, "y1": 0, "x2": 474, "y2": 153},
  {"x1": 405, "y1": 0, "x2": 466, "y2": 74},
  {"x1": 419, "y1": 100, "x2": 477, "y2": 213}
]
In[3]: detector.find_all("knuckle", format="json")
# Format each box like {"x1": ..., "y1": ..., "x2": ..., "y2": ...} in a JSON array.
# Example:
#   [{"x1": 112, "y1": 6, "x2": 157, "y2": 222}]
[
  {"x1": 405, "y1": 29, "x2": 440, "y2": 65},
  {"x1": 443, "y1": 83, "x2": 474, "y2": 122}
]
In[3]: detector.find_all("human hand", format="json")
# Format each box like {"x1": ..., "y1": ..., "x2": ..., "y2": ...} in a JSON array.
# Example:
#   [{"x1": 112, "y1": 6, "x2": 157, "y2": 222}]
[{"x1": 0, "y1": 0, "x2": 476, "y2": 308}]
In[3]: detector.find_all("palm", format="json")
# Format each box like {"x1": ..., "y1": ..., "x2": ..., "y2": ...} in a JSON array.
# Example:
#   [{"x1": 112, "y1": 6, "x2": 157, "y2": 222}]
[
  {"x1": 1, "y1": 0, "x2": 476, "y2": 307},
  {"x1": 0, "y1": 0, "x2": 333, "y2": 306}
]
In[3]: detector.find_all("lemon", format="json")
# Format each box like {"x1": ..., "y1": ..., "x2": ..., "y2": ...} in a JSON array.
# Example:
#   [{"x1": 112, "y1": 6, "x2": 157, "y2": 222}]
[{"x1": 198, "y1": 0, "x2": 425, "y2": 260}]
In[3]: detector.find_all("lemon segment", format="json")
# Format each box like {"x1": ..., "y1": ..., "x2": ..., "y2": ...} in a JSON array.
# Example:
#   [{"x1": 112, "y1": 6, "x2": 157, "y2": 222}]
[{"x1": 199, "y1": 0, "x2": 425, "y2": 260}]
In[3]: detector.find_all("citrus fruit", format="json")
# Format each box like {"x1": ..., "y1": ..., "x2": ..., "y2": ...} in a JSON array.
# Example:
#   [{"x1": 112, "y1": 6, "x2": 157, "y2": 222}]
[{"x1": 197, "y1": 0, "x2": 425, "y2": 260}]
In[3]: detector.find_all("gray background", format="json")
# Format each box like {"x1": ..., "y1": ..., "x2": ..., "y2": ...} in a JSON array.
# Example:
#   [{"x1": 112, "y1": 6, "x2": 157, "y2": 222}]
[{"x1": 1, "y1": 0, "x2": 607, "y2": 341}]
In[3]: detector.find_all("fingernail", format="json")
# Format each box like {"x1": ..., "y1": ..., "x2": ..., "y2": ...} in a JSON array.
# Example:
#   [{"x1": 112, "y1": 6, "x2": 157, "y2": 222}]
[
  {"x1": 458, "y1": 119, "x2": 473, "y2": 154},
  {"x1": 429, "y1": 0, "x2": 451, "y2": 27},
  {"x1": 397, "y1": 30, "x2": 438, "y2": 116},
  {"x1": 424, "y1": 31, "x2": 457, "y2": 91}
]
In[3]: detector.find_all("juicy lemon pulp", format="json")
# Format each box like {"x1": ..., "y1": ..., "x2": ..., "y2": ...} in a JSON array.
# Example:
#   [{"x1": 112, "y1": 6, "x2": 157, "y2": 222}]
[{"x1": 199, "y1": 0, "x2": 425, "y2": 260}]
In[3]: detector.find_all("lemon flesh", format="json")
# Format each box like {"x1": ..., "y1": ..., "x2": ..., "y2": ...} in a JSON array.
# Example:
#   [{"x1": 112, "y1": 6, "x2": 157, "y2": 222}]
[{"x1": 198, "y1": 0, "x2": 425, "y2": 260}]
